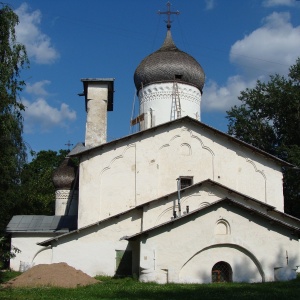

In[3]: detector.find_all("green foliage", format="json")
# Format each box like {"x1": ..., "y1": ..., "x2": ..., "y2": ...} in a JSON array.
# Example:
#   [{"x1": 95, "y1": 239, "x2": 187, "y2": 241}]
[
  {"x1": 0, "y1": 236, "x2": 20, "y2": 270},
  {"x1": 227, "y1": 58, "x2": 300, "y2": 217},
  {"x1": 16, "y1": 150, "x2": 70, "y2": 215},
  {"x1": 0, "y1": 3, "x2": 29, "y2": 234},
  {"x1": 0, "y1": 150, "x2": 69, "y2": 269},
  {"x1": 0, "y1": 276, "x2": 300, "y2": 299}
]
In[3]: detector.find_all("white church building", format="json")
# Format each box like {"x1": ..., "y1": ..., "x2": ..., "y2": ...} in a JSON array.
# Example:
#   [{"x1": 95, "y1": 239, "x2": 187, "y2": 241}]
[{"x1": 7, "y1": 13, "x2": 300, "y2": 283}]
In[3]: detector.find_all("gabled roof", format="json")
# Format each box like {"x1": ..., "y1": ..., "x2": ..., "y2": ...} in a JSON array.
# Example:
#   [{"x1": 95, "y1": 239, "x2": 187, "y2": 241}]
[
  {"x1": 6, "y1": 215, "x2": 77, "y2": 233},
  {"x1": 121, "y1": 197, "x2": 300, "y2": 241},
  {"x1": 37, "y1": 179, "x2": 300, "y2": 247},
  {"x1": 68, "y1": 116, "x2": 292, "y2": 167}
]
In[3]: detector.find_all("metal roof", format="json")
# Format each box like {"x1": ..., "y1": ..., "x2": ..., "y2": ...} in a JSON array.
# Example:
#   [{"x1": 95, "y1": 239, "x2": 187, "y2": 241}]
[
  {"x1": 6, "y1": 215, "x2": 77, "y2": 233},
  {"x1": 37, "y1": 179, "x2": 300, "y2": 247},
  {"x1": 134, "y1": 29, "x2": 205, "y2": 92},
  {"x1": 121, "y1": 197, "x2": 300, "y2": 241},
  {"x1": 52, "y1": 157, "x2": 77, "y2": 190}
]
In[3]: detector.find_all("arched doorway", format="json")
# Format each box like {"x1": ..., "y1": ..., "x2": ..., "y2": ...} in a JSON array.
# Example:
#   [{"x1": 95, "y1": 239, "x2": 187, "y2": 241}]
[{"x1": 212, "y1": 261, "x2": 232, "y2": 283}]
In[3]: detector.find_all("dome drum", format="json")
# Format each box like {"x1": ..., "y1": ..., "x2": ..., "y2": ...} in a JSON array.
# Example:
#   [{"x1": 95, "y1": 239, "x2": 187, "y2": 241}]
[{"x1": 138, "y1": 81, "x2": 201, "y2": 129}]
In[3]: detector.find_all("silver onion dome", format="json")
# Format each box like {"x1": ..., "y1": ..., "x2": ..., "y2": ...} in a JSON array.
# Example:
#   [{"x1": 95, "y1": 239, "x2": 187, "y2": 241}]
[
  {"x1": 52, "y1": 157, "x2": 77, "y2": 190},
  {"x1": 134, "y1": 29, "x2": 205, "y2": 93}
]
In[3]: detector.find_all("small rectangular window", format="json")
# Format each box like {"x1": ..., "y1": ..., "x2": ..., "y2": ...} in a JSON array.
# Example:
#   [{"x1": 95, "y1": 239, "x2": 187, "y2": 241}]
[{"x1": 180, "y1": 176, "x2": 193, "y2": 189}]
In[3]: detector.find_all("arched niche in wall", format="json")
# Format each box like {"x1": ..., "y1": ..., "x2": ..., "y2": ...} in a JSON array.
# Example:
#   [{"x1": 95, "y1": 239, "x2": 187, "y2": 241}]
[
  {"x1": 157, "y1": 128, "x2": 215, "y2": 195},
  {"x1": 199, "y1": 202, "x2": 210, "y2": 208},
  {"x1": 237, "y1": 157, "x2": 267, "y2": 203},
  {"x1": 179, "y1": 243, "x2": 265, "y2": 283},
  {"x1": 215, "y1": 219, "x2": 231, "y2": 235},
  {"x1": 99, "y1": 144, "x2": 136, "y2": 218}
]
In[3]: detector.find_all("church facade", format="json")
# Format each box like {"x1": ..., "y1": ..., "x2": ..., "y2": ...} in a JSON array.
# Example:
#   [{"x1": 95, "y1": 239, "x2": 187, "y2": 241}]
[{"x1": 7, "y1": 22, "x2": 300, "y2": 283}]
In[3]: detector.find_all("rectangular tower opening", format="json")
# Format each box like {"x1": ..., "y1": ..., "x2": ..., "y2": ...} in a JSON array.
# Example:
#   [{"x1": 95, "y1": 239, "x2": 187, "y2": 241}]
[{"x1": 179, "y1": 176, "x2": 193, "y2": 189}]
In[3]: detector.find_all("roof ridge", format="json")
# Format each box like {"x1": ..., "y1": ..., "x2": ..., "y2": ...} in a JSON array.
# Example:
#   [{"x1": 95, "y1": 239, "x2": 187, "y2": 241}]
[{"x1": 123, "y1": 197, "x2": 300, "y2": 241}]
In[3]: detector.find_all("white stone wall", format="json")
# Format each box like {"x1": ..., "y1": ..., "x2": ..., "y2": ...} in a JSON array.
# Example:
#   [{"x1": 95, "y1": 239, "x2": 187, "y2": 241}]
[
  {"x1": 78, "y1": 121, "x2": 284, "y2": 228},
  {"x1": 48, "y1": 210, "x2": 142, "y2": 277},
  {"x1": 140, "y1": 180, "x2": 299, "y2": 234},
  {"x1": 10, "y1": 233, "x2": 54, "y2": 271},
  {"x1": 138, "y1": 82, "x2": 201, "y2": 129},
  {"x1": 85, "y1": 82, "x2": 109, "y2": 147},
  {"x1": 138, "y1": 203, "x2": 300, "y2": 283},
  {"x1": 55, "y1": 190, "x2": 78, "y2": 215},
  {"x1": 10, "y1": 183, "x2": 298, "y2": 283}
]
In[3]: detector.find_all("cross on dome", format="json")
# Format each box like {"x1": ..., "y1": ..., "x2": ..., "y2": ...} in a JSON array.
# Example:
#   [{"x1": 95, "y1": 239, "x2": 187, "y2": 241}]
[
  {"x1": 65, "y1": 140, "x2": 73, "y2": 150},
  {"x1": 157, "y1": 1, "x2": 180, "y2": 29}
]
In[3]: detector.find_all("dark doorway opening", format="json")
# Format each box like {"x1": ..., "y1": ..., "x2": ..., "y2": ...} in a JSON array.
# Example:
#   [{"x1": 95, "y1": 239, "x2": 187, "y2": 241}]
[
  {"x1": 115, "y1": 250, "x2": 132, "y2": 277},
  {"x1": 212, "y1": 261, "x2": 232, "y2": 283}
]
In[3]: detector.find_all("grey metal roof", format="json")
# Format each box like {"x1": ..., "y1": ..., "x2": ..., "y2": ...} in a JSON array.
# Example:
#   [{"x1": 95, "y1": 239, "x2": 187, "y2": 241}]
[
  {"x1": 6, "y1": 215, "x2": 77, "y2": 233},
  {"x1": 68, "y1": 142, "x2": 87, "y2": 156},
  {"x1": 134, "y1": 29, "x2": 205, "y2": 93},
  {"x1": 122, "y1": 197, "x2": 300, "y2": 241}
]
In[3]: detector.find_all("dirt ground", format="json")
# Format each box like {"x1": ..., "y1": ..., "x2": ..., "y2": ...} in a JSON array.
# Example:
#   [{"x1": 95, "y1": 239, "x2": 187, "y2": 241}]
[{"x1": 1, "y1": 263, "x2": 100, "y2": 288}]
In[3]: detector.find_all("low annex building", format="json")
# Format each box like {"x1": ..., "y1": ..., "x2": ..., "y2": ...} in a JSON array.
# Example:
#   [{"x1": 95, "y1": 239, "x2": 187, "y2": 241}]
[{"x1": 7, "y1": 11, "x2": 300, "y2": 283}]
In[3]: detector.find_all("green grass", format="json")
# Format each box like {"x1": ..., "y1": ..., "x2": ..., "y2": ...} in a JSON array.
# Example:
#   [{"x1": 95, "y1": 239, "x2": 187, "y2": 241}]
[
  {"x1": 0, "y1": 273, "x2": 300, "y2": 300},
  {"x1": 0, "y1": 271, "x2": 21, "y2": 284}
]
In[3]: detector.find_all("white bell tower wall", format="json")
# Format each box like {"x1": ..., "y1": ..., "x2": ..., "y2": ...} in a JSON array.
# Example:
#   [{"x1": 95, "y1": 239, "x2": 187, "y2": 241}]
[
  {"x1": 81, "y1": 78, "x2": 114, "y2": 147},
  {"x1": 138, "y1": 82, "x2": 201, "y2": 130}
]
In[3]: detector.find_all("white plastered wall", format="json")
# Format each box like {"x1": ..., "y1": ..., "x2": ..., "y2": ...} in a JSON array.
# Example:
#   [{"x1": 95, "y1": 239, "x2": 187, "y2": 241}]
[
  {"x1": 78, "y1": 121, "x2": 284, "y2": 228},
  {"x1": 85, "y1": 82, "x2": 109, "y2": 147},
  {"x1": 138, "y1": 82, "x2": 201, "y2": 130},
  {"x1": 10, "y1": 233, "x2": 54, "y2": 271},
  {"x1": 49, "y1": 210, "x2": 142, "y2": 277},
  {"x1": 138, "y1": 203, "x2": 299, "y2": 284},
  {"x1": 140, "y1": 182, "x2": 274, "y2": 232},
  {"x1": 10, "y1": 183, "x2": 298, "y2": 281},
  {"x1": 55, "y1": 189, "x2": 78, "y2": 216},
  {"x1": 140, "y1": 180, "x2": 300, "y2": 236}
]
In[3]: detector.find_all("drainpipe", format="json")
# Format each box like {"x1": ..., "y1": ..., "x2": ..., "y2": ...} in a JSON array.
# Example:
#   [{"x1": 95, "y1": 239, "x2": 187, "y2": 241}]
[
  {"x1": 173, "y1": 199, "x2": 177, "y2": 219},
  {"x1": 150, "y1": 108, "x2": 153, "y2": 128},
  {"x1": 176, "y1": 178, "x2": 181, "y2": 217},
  {"x1": 173, "y1": 179, "x2": 177, "y2": 218}
]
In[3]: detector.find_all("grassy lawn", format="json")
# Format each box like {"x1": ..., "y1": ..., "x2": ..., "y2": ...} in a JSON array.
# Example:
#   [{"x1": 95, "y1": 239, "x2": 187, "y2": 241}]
[{"x1": 0, "y1": 273, "x2": 300, "y2": 300}]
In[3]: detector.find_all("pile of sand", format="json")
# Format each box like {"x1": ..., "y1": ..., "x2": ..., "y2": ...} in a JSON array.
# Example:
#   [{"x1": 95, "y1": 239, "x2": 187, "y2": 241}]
[{"x1": 2, "y1": 263, "x2": 99, "y2": 288}]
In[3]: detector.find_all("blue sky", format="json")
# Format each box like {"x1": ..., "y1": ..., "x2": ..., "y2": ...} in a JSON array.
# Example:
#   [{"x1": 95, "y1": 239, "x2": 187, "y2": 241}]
[{"x1": 6, "y1": 0, "x2": 300, "y2": 156}]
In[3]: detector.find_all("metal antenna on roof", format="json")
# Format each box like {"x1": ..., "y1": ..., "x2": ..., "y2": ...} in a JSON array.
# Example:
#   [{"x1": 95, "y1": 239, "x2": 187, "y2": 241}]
[{"x1": 157, "y1": 1, "x2": 180, "y2": 29}]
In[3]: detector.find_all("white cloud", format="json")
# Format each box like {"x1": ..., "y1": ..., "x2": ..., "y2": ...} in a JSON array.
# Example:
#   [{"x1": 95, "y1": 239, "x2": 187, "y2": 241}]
[
  {"x1": 26, "y1": 80, "x2": 51, "y2": 96},
  {"x1": 203, "y1": 12, "x2": 300, "y2": 112},
  {"x1": 230, "y1": 12, "x2": 300, "y2": 79},
  {"x1": 262, "y1": 0, "x2": 299, "y2": 7},
  {"x1": 202, "y1": 76, "x2": 255, "y2": 112},
  {"x1": 205, "y1": 0, "x2": 215, "y2": 10},
  {"x1": 15, "y1": 3, "x2": 59, "y2": 64},
  {"x1": 23, "y1": 98, "x2": 76, "y2": 133}
]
